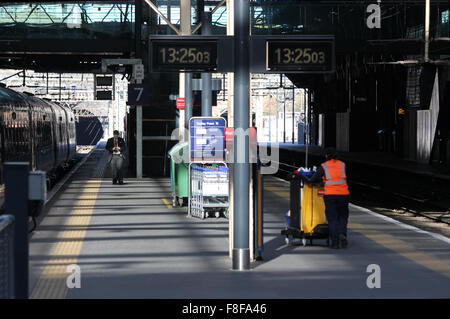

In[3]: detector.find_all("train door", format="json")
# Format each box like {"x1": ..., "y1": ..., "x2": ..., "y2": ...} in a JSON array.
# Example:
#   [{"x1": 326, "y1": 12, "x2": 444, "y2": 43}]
[
  {"x1": 54, "y1": 104, "x2": 68, "y2": 164},
  {"x1": 68, "y1": 111, "x2": 76, "y2": 158},
  {"x1": 29, "y1": 104, "x2": 36, "y2": 170},
  {"x1": 62, "y1": 107, "x2": 71, "y2": 161},
  {"x1": 0, "y1": 107, "x2": 3, "y2": 184},
  {"x1": 58, "y1": 112, "x2": 64, "y2": 162},
  {"x1": 49, "y1": 103, "x2": 60, "y2": 168}
]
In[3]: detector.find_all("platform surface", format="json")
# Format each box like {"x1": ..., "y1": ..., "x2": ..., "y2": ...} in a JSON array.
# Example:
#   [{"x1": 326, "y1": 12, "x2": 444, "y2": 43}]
[{"x1": 28, "y1": 144, "x2": 450, "y2": 298}]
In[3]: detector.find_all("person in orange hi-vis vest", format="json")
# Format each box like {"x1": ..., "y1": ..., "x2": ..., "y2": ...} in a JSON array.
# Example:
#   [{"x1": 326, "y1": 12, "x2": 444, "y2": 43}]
[{"x1": 301, "y1": 148, "x2": 350, "y2": 249}]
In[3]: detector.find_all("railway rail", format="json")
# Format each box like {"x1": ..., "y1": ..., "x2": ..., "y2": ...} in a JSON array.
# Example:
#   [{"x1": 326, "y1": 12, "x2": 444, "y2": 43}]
[
  {"x1": 30, "y1": 146, "x2": 98, "y2": 231},
  {"x1": 273, "y1": 160, "x2": 450, "y2": 226}
]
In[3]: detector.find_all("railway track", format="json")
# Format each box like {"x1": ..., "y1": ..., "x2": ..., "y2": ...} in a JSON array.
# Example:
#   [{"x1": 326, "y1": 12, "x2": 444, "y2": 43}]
[
  {"x1": 273, "y1": 160, "x2": 450, "y2": 226},
  {"x1": 28, "y1": 147, "x2": 95, "y2": 233}
]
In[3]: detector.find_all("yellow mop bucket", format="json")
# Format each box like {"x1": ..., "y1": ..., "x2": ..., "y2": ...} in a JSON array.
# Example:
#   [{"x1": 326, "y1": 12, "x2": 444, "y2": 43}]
[{"x1": 300, "y1": 183, "x2": 327, "y2": 234}]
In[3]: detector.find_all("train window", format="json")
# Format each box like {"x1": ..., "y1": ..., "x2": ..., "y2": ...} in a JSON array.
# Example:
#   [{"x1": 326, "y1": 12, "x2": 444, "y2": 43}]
[{"x1": 12, "y1": 112, "x2": 16, "y2": 120}]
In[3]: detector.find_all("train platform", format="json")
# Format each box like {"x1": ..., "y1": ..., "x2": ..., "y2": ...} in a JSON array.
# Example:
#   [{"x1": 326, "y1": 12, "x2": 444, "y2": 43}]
[
  {"x1": 269, "y1": 143, "x2": 450, "y2": 180},
  {"x1": 27, "y1": 144, "x2": 450, "y2": 298}
]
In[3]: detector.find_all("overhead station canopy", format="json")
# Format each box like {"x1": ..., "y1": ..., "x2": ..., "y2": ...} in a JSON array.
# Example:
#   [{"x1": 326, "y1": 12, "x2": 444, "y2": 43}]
[
  {"x1": 0, "y1": 1, "x2": 135, "y2": 39},
  {"x1": 0, "y1": 1, "x2": 136, "y2": 71}
]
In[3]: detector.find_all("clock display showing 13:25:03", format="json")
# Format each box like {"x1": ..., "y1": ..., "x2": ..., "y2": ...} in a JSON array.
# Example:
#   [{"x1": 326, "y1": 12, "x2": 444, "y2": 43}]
[
  {"x1": 153, "y1": 41, "x2": 218, "y2": 71},
  {"x1": 267, "y1": 41, "x2": 333, "y2": 72},
  {"x1": 274, "y1": 47, "x2": 325, "y2": 64},
  {"x1": 160, "y1": 47, "x2": 211, "y2": 64}
]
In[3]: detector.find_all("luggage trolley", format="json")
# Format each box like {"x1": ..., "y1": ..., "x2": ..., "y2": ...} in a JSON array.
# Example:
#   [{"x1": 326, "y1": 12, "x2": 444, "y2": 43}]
[
  {"x1": 188, "y1": 116, "x2": 229, "y2": 219},
  {"x1": 281, "y1": 169, "x2": 329, "y2": 246},
  {"x1": 189, "y1": 163, "x2": 229, "y2": 219}
]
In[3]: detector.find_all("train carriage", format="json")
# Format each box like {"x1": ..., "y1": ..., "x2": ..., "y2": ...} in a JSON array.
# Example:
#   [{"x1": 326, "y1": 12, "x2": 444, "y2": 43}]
[
  {"x1": 0, "y1": 86, "x2": 32, "y2": 189},
  {"x1": 0, "y1": 85, "x2": 77, "y2": 190}
]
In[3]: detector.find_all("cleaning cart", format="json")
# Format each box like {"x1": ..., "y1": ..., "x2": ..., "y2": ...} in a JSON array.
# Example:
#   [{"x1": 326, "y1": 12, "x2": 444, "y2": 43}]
[{"x1": 281, "y1": 169, "x2": 329, "y2": 246}]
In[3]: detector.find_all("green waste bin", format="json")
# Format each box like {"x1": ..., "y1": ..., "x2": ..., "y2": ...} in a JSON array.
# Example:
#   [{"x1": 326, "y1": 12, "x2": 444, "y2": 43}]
[{"x1": 168, "y1": 142, "x2": 189, "y2": 207}]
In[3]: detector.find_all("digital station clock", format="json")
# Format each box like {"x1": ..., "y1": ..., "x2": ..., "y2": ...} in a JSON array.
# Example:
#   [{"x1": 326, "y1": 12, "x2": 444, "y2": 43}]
[
  {"x1": 151, "y1": 40, "x2": 218, "y2": 72},
  {"x1": 267, "y1": 40, "x2": 334, "y2": 73}
]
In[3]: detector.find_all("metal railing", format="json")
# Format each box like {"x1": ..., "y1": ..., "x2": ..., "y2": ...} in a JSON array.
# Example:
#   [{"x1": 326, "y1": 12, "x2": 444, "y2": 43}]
[{"x1": 0, "y1": 214, "x2": 14, "y2": 299}]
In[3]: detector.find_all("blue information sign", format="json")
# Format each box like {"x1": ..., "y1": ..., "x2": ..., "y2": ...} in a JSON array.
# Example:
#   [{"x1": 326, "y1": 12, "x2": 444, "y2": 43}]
[{"x1": 189, "y1": 117, "x2": 226, "y2": 162}]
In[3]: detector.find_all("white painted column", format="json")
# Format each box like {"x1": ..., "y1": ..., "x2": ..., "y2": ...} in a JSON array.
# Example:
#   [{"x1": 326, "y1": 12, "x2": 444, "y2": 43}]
[
  {"x1": 227, "y1": 0, "x2": 235, "y2": 259},
  {"x1": 178, "y1": 0, "x2": 191, "y2": 141}
]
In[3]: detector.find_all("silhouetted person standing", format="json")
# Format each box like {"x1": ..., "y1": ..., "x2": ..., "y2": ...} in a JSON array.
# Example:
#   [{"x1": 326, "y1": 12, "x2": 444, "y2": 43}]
[{"x1": 106, "y1": 130, "x2": 126, "y2": 185}]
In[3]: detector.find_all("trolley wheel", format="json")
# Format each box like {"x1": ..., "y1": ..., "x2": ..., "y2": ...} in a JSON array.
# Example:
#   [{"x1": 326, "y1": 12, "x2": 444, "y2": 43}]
[
  {"x1": 302, "y1": 238, "x2": 307, "y2": 247},
  {"x1": 285, "y1": 236, "x2": 290, "y2": 245},
  {"x1": 178, "y1": 197, "x2": 184, "y2": 207},
  {"x1": 205, "y1": 212, "x2": 210, "y2": 218},
  {"x1": 201, "y1": 211, "x2": 205, "y2": 219},
  {"x1": 172, "y1": 196, "x2": 177, "y2": 207},
  {"x1": 215, "y1": 211, "x2": 220, "y2": 218}
]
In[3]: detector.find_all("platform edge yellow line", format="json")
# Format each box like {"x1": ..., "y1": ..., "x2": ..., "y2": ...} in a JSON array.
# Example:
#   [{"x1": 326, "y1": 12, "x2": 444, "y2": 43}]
[
  {"x1": 162, "y1": 198, "x2": 173, "y2": 209},
  {"x1": 30, "y1": 179, "x2": 102, "y2": 299}
]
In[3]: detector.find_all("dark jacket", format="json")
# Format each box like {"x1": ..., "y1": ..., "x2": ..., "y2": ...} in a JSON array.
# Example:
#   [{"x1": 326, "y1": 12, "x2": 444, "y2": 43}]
[
  {"x1": 106, "y1": 137, "x2": 126, "y2": 160},
  {"x1": 301, "y1": 161, "x2": 350, "y2": 196}
]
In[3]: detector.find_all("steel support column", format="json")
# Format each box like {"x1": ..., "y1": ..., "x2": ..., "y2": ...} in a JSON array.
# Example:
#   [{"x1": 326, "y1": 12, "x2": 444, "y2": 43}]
[
  {"x1": 136, "y1": 0, "x2": 143, "y2": 178},
  {"x1": 292, "y1": 87, "x2": 295, "y2": 143},
  {"x1": 201, "y1": 11, "x2": 212, "y2": 116},
  {"x1": 232, "y1": 0, "x2": 250, "y2": 271},
  {"x1": 424, "y1": 0, "x2": 430, "y2": 62},
  {"x1": 227, "y1": 0, "x2": 235, "y2": 259},
  {"x1": 269, "y1": 93, "x2": 272, "y2": 142},
  {"x1": 283, "y1": 87, "x2": 286, "y2": 143},
  {"x1": 4, "y1": 162, "x2": 29, "y2": 299},
  {"x1": 136, "y1": 102, "x2": 143, "y2": 178},
  {"x1": 179, "y1": 0, "x2": 191, "y2": 141},
  {"x1": 185, "y1": 72, "x2": 193, "y2": 133}
]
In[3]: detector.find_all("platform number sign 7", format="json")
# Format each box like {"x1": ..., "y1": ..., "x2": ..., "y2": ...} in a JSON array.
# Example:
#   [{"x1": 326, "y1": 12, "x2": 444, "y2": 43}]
[
  {"x1": 134, "y1": 87, "x2": 144, "y2": 102},
  {"x1": 127, "y1": 84, "x2": 151, "y2": 106}
]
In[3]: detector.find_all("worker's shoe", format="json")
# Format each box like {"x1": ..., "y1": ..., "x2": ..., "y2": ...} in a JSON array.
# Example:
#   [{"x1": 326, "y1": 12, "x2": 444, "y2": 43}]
[
  {"x1": 112, "y1": 179, "x2": 117, "y2": 185},
  {"x1": 340, "y1": 234, "x2": 348, "y2": 248}
]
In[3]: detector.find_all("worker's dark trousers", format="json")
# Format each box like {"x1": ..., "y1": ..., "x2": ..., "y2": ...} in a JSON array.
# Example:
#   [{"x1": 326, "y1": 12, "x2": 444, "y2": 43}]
[{"x1": 324, "y1": 195, "x2": 350, "y2": 245}]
